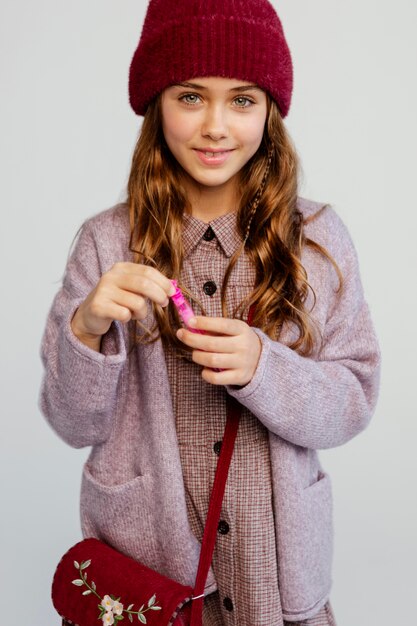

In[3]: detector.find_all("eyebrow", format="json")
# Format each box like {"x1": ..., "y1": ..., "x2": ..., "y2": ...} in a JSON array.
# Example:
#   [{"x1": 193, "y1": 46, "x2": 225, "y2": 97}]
[{"x1": 174, "y1": 81, "x2": 262, "y2": 92}]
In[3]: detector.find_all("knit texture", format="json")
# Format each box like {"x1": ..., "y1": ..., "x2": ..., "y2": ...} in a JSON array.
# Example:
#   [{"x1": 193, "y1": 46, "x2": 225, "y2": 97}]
[
  {"x1": 128, "y1": 0, "x2": 293, "y2": 117},
  {"x1": 39, "y1": 198, "x2": 380, "y2": 622}
]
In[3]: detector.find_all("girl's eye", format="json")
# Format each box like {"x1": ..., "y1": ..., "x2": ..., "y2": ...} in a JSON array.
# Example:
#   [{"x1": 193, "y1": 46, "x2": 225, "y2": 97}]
[
  {"x1": 180, "y1": 93, "x2": 202, "y2": 105},
  {"x1": 234, "y1": 96, "x2": 254, "y2": 108}
]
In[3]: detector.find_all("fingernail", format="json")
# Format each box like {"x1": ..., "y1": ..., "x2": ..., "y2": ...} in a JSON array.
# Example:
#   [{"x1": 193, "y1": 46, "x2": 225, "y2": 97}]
[
  {"x1": 177, "y1": 329, "x2": 184, "y2": 339},
  {"x1": 188, "y1": 317, "x2": 197, "y2": 328}
]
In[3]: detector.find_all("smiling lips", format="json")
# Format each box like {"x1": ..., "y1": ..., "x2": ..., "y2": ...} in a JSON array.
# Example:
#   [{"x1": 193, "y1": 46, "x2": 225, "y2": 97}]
[{"x1": 193, "y1": 147, "x2": 235, "y2": 166}]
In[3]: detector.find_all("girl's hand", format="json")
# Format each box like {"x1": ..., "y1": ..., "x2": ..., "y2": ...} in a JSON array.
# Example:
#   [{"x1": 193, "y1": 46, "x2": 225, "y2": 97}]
[
  {"x1": 176, "y1": 316, "x2": 262, "y2": 387},
  {"x1": 71, "y1": 263, "x2": 175, "y2": 351}
]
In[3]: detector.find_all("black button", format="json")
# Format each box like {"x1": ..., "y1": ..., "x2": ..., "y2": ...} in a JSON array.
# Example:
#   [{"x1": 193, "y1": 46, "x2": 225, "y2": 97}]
[
  {"x1": 218, "y1": 520, "x2": 230, "y2": 535},
  {"x1": 203, "y1": 226, "x2": 215, "y2": 241},
  {"x1": 203, "y1": 281, "x2": 217, "y2": 296},
  {"x1": 223, "y1": 597, "x2": 234, "y2": 612},
  {"x1": 213, "y1": 441, "x2": 222, "y2": 456}
]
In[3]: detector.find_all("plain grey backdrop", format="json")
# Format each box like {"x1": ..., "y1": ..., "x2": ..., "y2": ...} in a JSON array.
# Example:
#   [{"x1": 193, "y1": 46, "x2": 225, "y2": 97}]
[{"x1": 1, "y1": 1, "x2": 416, "y2": 624}]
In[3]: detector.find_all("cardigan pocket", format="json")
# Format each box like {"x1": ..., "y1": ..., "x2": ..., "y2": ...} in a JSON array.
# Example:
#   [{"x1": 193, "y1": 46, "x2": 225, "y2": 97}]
[
  {"x1": 79, "y1": 462, "x2": 218, "y2": 592},
  {"x1": 278, "y1": 470, "x2": 333, "y2": 620},
  {"x1": 80, "y1": 463, "x2": 155, "y2": 552}
]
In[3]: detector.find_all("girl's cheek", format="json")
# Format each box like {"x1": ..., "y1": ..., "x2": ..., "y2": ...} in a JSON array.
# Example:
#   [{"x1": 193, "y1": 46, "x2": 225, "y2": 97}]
[{"x1": 238, "y1": 115, "x2": 266, "y2": 143}]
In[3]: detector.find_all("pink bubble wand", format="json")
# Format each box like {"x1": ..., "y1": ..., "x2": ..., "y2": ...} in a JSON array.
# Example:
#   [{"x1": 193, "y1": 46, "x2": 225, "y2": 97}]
[
  {"x1": 169, "y1": 280, "x2": 222, "y2": 371},
  {"x1": 169, "y1": 280, "x2": 205, "y2": 334}
]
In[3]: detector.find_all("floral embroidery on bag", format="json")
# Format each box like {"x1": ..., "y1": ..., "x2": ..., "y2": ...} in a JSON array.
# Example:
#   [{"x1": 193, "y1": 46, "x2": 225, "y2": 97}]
[{"x1": 71, "y1": 559, "x2": 162, "y2": 624}]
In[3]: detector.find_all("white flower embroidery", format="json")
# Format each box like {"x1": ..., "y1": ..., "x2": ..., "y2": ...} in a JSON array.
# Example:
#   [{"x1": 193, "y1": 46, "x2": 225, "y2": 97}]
[
  {"x1": 72, "y1": 558, "x2": 161, "y2": 622},
  {"x1": 113, "y1": 601, "x2": 124, "y2": 616},
  {"x1": 102, "y1": 611, "x2": 115, "y2": 625},
  {"x1": 102, "y1": 595, "x2": 114, "y2": 611}
]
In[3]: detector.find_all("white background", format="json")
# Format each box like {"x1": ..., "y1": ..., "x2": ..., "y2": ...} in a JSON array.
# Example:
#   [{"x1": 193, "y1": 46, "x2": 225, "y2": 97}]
[{"x1": 1, "y1": 1, "x2": 416, "y2": 624}]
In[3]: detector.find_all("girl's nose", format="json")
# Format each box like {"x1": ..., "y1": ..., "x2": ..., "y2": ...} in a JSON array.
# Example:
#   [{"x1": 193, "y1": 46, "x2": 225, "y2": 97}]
[{"x1": 201, "y1": 105, "x2": 229, "y2": 141}]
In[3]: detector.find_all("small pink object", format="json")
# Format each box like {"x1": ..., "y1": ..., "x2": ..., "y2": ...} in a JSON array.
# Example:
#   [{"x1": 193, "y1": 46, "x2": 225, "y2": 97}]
[
  {"x1": 170, "y1": 280, "x2": 205, "y2": 334},
  {"x1": 170, "y1": 280, "x2": 223, "y2": 372}
]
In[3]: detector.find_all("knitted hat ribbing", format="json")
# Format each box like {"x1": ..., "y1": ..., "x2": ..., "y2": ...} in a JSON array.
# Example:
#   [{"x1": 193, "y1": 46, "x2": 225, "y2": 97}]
[{"x1": 128, "y1": 0, "x2": 293, "y2": 118}]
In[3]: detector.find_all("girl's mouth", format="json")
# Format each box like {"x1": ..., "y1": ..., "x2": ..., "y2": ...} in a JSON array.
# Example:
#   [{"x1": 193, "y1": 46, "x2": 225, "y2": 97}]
[{"x1": 193, "y1": 149, "x2": 234, "y2": 166}]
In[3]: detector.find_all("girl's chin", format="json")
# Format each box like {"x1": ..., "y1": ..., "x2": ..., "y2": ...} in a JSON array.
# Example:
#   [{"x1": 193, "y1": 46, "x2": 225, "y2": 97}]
[{"x1": 184, "y1": 169, "x2": 239, "y2": 189}]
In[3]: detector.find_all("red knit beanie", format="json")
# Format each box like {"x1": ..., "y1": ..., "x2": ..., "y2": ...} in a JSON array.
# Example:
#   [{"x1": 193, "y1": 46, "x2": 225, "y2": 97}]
[{"x1": 128, "y1": 0, "x2": 293, "y2": 118}]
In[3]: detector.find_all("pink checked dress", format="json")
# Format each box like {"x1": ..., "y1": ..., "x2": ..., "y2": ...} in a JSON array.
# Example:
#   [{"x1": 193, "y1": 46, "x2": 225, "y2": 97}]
[{"x1": 163, "y1": 212, "x2": 337, "y2": 626}]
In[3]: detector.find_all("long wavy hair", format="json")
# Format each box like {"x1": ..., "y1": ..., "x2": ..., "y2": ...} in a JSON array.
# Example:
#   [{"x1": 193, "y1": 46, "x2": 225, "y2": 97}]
[{"x1": 127, "y1": 94, "x2": 342, "y2": 356}]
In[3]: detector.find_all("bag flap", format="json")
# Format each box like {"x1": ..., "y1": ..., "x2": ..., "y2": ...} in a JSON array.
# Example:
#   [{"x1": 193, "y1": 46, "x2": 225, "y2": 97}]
[{"x1": 52, "y1": 538, "x2": 193, "y2": 625}]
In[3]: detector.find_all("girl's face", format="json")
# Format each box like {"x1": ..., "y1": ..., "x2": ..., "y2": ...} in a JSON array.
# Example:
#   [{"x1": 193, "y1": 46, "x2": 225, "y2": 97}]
[{"x1": 161, "y1": 76, "x2": 268, "y2": 201}]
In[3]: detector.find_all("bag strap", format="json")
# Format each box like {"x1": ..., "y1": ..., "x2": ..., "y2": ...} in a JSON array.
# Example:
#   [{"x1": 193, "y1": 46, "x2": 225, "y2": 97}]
[{"x1": 189, "y1": 305, "x2": 256, "y2": 625}]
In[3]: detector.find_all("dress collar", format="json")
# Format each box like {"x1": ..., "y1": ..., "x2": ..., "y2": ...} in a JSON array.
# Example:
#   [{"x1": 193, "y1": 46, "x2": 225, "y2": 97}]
[{"x1": 182, "y1": 211, "x2": 242, "y2": 259}]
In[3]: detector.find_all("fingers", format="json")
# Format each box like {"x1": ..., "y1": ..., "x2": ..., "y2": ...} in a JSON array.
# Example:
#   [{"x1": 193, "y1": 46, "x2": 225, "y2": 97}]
[
  {"x1": 176, "y1": 327, "x2": 237, "y2": 353},
  {"x1": 110, "y1": 287, "x2": 149, "y2": 321},
  {"x1": 108, "y1": 263, "x2": 175, "y2": 307},
  {"x1": 176, "y1": 316, "x2": 262, "y2": 387},
  {"x1": 176, "y1": 316, "x2": 247, "y2": 352},
  {"x1": 73, "y1": 263, "x2": 175, "y2": 340},
  {"x1": 187, "y1": 315, "x2": 246, "y2": 336},
  {"x1": 96, "y1": 263, "x2": 175, "y2": 323},
  {"x1": 200, "y1": 367, "x2": 245, "y2": 386},
  {"x1": 190, "y1": 348, "x2": 240, "y2": 371}
]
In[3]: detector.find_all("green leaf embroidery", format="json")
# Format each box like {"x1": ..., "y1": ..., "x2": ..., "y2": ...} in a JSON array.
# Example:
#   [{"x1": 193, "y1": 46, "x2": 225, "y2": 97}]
[{"x1": 72, "y1": 558, "x2": 161, "y2": 623}]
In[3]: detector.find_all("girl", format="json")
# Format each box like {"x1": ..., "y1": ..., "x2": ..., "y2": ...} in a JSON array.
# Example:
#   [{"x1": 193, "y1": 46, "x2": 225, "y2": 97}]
[{"x1": 40, "y1": 1, "x2": 380, "y2": 625}]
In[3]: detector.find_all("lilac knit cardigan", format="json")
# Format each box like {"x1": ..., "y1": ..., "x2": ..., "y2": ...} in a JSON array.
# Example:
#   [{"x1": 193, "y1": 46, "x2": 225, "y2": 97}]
[{"x1": 39, "y1": 197, "x2": 380, "y2": 622}]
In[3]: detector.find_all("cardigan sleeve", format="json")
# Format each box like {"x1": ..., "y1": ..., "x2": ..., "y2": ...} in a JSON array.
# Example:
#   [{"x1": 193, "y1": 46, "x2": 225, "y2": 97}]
[
  {"x1": 227, "y1": 208, "x2": 381, "y2": 450},
  {"x1": 39, "y1": 218, "x2": 127, "y2": 449}
]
